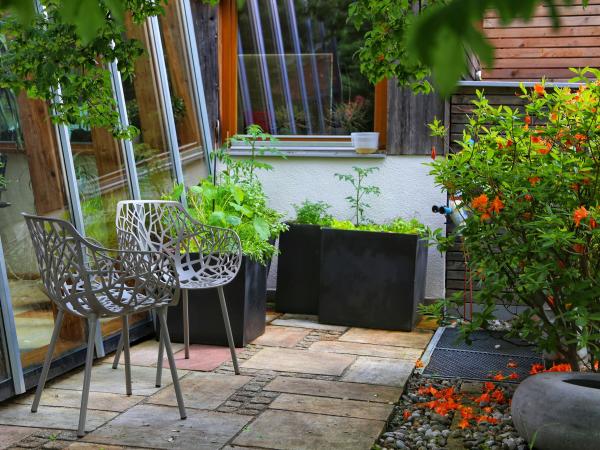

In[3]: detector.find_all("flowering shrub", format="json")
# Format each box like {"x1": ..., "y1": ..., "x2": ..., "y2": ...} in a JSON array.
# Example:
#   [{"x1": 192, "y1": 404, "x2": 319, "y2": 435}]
[{"x1": 428, "y1": 69, "x2": 600, "y2": 371}]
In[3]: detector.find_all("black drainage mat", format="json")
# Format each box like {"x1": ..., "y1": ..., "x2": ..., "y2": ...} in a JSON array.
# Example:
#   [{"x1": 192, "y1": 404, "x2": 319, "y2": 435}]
[{"x1": 422, "y1": 328, "x2": 544, "y2": 382}]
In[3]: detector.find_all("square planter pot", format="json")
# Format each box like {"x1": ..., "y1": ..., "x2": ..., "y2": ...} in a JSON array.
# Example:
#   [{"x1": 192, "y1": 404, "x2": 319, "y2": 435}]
[
  {"x1": 318, "y1": 228, "x2": 428, "y2": 331},
  {"x1": 275, "y1": 223, "x2": 321, "y2": 314},
  {"x1": 167, "y1": 256, "x2": 267, "y2": 347}
]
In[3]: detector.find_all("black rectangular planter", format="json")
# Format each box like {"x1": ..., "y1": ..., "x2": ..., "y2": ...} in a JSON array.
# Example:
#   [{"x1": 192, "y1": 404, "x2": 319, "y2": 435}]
[
  {"x1": 318, "y1": 228, "x2": 428, "y2": 331},
  {"x1": 167, "y1": 256, "x2": 267, "y2": 347},
  {"x1": 275, "y1": 223, "x2": 321, "y2": 314}
]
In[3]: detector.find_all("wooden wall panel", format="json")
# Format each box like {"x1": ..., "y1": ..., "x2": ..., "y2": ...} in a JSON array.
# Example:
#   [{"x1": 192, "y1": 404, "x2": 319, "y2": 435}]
[
  {"x1": 483, "y1": 3, "x2": 599, "y2": 81},
  {"x1": 386, "y1": 80, "x2": 444, "y2": 155}
]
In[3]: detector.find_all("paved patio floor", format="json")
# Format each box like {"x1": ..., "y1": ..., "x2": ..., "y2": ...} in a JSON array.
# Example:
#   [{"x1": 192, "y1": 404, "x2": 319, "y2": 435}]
[{"x1": 0, "y1": 313, "x2": 433, "y2": 450}]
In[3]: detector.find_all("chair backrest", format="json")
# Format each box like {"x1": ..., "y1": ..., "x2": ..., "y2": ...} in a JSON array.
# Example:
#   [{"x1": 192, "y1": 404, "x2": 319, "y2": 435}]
[
  {"x1": 116, "y1": 200, "x2": 243, "y2": 288},
  {"x1": 23, "y1": 213, "x2": 179, "y2": 317}
]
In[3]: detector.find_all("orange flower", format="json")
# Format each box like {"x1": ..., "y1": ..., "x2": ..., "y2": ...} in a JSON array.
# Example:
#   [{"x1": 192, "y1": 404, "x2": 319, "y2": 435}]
[
  {"x1": 482, "y1": 406, "x2": 493, "y2": 414},
  {"x1": 570, "y1": 183, "x2": 580, "y2": 192},
  {"x1": 550, "y1": 112, "x2": 558, "y2": 122},
  {"x1": 547, "y1": 295, "x2": 555, "y2": 307},
  {"x1": 590, "y1": 218, "x2": 597, "y2": 229},
  {"x1": 575, "y1": 133, "x2": 587, "y2": 141},
  {"x1": 415, "y1": 359, "x2": 424, "y2": 368},
  {"x1": 490, "y1": 196, "x2": 505, "y2": 214},
  {"x1": 507, "y1": 372, "x2": 520, "y2": 380},
  {"x1": 507, "y1": 361, "x2": 518, "y2": 369},
  {"x1": 492, "y1": 372, "x2": 505, "y2": 381},
  {"x1": 483, "y1": 382, "x2": 495, "y2": 392},
  {"x1": 573, "y1": 206, "x2": 589, "y2": 227},
  {"x1": 573, "y1": 243, "x2": 586, "y2": 254},
  {"x1": 497, "y1": 140, "x2": 504, "y2": 150},
  {"x1": 430, "y1": 146, "x2": 436, "y2": 160},
  {"x1": 534, "y1": 84, "x2": 546, "y2": 96},
  {"x1": 528, "y1": 176, "x2": 541, "y2": 186},
  {"x1": 531, "y1": 135, "x2": 542, "y2": 144},
  {"x1": 524, "y1": 115, "x2": 532, "y2": 125},
  {"x1": 458, "y1": 418, "x2": 470, "y2": 429},
  {"x1": 403, "y1": 410, "x2": 411, "y2": 420},
  {"x1": 506, "y1": 139, "x2": 513, "y2": 147},
  {"x1": 594, "y1": 360, "x2": 599, "y2": 371},
  {"x1": 491, "y1": 389, "x2": 506, "y2": 403},
  {"x1": 474, "y1": 392, "x2": 491, "y2": 403},
  {"x1": 547, "y1": 363, "x2": 572, "y2": 372},
  {"x1": 530, "y1": 363, "x2": 545, "y2": 374},
  {"x1": 524, "y1": 194, "x2": 533, "y2": 202},
  {"x1": 471, "y1": 194, "x2": 489, "y2": 212},
  {"x1": 477, "y1": 415, "x2": 499, "y2": 424},
  {"x1": 459, "y1": 406, "x2": 474, "y2": 420},
  {"x1": 480, "y1": 212, "x2": 491, "y2": 222}
]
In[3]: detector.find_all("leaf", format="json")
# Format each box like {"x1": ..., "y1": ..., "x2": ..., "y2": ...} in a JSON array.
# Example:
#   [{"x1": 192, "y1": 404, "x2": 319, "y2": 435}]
[
  {"x1": 253, "y1": 216, "x2": 270, "y2": 240},
  {"x1": 208, "y1": 211, "x2": 226, "y2": 227}
]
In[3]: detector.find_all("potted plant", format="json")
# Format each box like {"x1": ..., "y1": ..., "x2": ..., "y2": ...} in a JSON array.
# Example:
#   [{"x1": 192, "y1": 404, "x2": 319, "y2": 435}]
[
  {"x1": 317, "y1": 166, "x2": 431, "y2": 331},
  {"x1": 275, "y1": 200, "x2": 333, "y2": 314},
  {"x1": 167, "y1": 125, "x2": 287, "y2": 347}
]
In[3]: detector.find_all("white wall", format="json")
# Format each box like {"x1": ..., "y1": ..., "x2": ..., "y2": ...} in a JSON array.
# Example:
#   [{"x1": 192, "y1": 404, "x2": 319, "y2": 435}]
[{"x1": 231, "y1": 154, "x2": 447, "y2": 299}]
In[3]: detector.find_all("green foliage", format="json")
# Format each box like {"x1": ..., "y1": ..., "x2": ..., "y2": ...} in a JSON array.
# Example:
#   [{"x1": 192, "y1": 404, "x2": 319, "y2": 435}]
[
  {"x1": 348, "y1": 0, "x2": 445, "y2": 94},
  {"x1": 0, "y1": 1, "x2": 163, "y2": 139},
  {"x1": 329, "y1": 217, "x2": 428, "y2": 236},
  {"x1": 334, "y1": 166, "x2": 381, "y2": 226},
  {"x1": 429, "y1": 70, "x2": 600, "y2": 371},
  {"x1": 331, "y1": 96, "x2": 371, "y2": 133},
  {"x1": 293, "y1": 200, "x2": 334, "y2": 226},
  {"x1": 180, "y1": 125, "x2": 287, "y2": 263}
]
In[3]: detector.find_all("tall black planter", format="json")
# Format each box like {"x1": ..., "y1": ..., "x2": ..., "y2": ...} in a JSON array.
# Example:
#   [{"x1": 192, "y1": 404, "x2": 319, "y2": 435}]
[
  {"x1": 318, "y1": 228, "x2": 428, "y2": 331},
  {"x1": 275, "y1": 223, "x2": 321, "y2": 314},
  {"x1": 167, "y1": 256, "x2": 267, "y2": 347}
]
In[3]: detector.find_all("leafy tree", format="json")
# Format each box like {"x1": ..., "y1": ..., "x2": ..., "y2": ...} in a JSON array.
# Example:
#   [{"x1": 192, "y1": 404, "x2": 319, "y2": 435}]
[{"x1": 349, "y1": 0, "x2": 590, "y2": 96}]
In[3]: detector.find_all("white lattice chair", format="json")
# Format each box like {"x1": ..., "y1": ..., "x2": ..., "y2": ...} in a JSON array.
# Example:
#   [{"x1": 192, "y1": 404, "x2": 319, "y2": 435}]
[
  {"x1": 22, "y1": 213, "x2": 186, "y2": 437},
  {"x1": 112, "y1": 200, "x2": 243, "y2": 380}
]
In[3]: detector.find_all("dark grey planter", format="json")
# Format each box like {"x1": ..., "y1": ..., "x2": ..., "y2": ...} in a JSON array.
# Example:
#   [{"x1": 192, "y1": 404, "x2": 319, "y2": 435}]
[
  {"x1": 167, "y1": 256, "x2": 267, "y2": 347},
  {"x1": 511, "y1": 372, "x2": 600, "y2": 449},
  {"x1": 318, "y1": 228, "x2": 428, "y2": 331},
  {"x1": 275, "y1": 223, "x2": 321, "y2": 314}
]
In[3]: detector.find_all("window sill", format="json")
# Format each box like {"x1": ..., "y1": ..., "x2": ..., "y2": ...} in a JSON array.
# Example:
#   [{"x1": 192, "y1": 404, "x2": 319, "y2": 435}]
[{"x1": 227, "y1": 148, "x2": 385, "y2": 159}]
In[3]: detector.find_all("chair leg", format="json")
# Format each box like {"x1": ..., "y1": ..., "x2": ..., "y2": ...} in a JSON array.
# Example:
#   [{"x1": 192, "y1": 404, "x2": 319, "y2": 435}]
[
  {"x1": 155, "y1": 325, "x2": 164, "y2": 388},
  {"x1": 183, "y1": 289, "x2": 190, "y2": 359},
  {"x1": 122, "y1": 315, "x2": 132, "y2": 396},
  {"x1": 217, "y1": 286, "x2": 240, "y2": 375},
  {"x1": 112, "y1": 328, "x2": 124, "y2": 369},
  {"x1": 31, "y1": 309, "x2": 65, "y2": 413},
  {"x1": 157, "y1": 307, "x2": 186, "y2": 419},
  {"x1": 78, "y1": 315, "x2": 98, "y2": 438}
]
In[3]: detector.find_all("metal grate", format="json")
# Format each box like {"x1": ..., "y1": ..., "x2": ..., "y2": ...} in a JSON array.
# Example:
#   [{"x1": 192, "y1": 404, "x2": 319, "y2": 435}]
[{"x1": 422, "y1": 328, "x2": 543, "y2": 382}]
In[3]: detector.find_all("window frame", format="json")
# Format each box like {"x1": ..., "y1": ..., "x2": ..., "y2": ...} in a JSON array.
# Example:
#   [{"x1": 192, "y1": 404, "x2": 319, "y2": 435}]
[{"x1": 218, "y1": 0, "x2": 388, "y2": 149}]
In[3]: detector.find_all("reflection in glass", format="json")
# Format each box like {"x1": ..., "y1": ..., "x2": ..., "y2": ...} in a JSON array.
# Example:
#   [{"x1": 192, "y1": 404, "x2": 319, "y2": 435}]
[
  {"x1": 124, "y1": 17, "x2": 179, "y2": 199},
  {"x1": 0, "y1": 92, "x2": 87, "y2": 370},
  {"x1": 237, "y1": 0, "x2": 374, "y2": 135}
]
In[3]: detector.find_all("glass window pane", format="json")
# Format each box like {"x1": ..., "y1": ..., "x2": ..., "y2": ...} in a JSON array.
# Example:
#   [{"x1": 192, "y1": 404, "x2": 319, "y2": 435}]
[
  {"x1": 0, "y1": 93, "x2": 87, "y2": 370},
  {"x1": 124, "y1": 18, "x2": 180, "y2": 199},
  {"x1": 159, "y1": 2, "x2": 208, "y2": 187},
  {"x1": 237, "y1": 0, "x2": 374, "y2": 135}
]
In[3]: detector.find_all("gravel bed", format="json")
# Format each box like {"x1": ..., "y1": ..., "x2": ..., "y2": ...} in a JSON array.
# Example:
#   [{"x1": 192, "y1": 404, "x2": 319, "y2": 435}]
[{"x1": 376, "y1": 374, "x2": 526, "y2": 450}]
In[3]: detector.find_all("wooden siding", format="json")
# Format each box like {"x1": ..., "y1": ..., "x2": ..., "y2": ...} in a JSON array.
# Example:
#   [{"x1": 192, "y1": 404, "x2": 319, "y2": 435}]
[
  {"x1": 483, "y1": 1, "x2": 600, "y2": 81},
  {"x1": 386, "y1": 81, "x2": 445, "y2": 155}
]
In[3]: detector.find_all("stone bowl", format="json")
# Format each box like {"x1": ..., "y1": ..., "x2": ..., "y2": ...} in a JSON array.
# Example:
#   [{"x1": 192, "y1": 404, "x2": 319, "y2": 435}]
[{"x1": 511, "y1": 372, "x2": 600, "y2": 449}]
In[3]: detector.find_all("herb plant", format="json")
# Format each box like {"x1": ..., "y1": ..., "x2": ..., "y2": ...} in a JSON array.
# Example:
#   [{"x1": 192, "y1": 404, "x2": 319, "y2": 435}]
[
  {"x1": 335, "y1": 166, "x2": 381, "y2": 226},
  {"x1": 293, "y1": 200, "x2": 333, "y2": 226},
  {"x1": 428, "y1": 70, "x2": 600, "y2": 371}
]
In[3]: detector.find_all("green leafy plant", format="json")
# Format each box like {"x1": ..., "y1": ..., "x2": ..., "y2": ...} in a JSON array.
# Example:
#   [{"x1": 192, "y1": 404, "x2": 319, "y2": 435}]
[
  {"x1": 176, "y1": 125, "x2": 287, "y2": 263},
  {"x1": 428, "y1": 69, "x2": 600, "y2": 371},
  {"x1": 335, "y1": 166, "x2": 381, "y2": 226},
  {"x1": 293, "y1": 200, "x2": 334, "y2": 226},
  {"x1": 329, "y1": 217, "x2": 428, "y2": 235}
]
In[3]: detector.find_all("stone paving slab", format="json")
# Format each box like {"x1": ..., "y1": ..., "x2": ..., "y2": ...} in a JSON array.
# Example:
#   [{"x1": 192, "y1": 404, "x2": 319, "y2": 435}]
[
  {"x1": 250, "y1": 325, "x2": 310, "y2": 348},
  {"x1": 339, "y1": 327, "x2": 432, "y2": 348},
  {"x1": 147, "y1": 372, "x2": 252, "y2": 410},
  {"x1": 0, "y1": 424, "x2": 37, "y2": 449},
  {"x1": 263, "y1": 376, "x2": 403, "y2": 403},
  {"x1": 341, "y1": 356, "x2": 414, "y2": 387},
  {"x1": 67, "y1": 443, "x2": 134, "y2": 449},
  {"x1": 83, "y1": 404, "x2": 251, "y2": 450},
  {"x1": 309, "y1": 340, "x2": 423, "y2": 360},
  {"x1": 232, "y1": 409, "x2": 384, "y2": 450},
  {"x1": 164, "y1": 345, "x2": 242, "y2": 372},
  {"x1": 241, "y1": 347, "x2": 354, "y2": 376},
  {"x1": 269, "y1": 393, "x2": 394, "y2": 421},
  {"x1": 14, "y1": 388, "x2": 145, "y2": 412},
  {"x1": 0, "y1": 404, "x2": 117, "y2": 432},
  {"x1": 102, "y1": 340, "x2": 184, "y2": 368},
  {"x1": 271, "y1": 314, "x2": 347, "y2": 332},
  {"x1": 50, "y1": 363, "x2": 188, "y2": 396}
]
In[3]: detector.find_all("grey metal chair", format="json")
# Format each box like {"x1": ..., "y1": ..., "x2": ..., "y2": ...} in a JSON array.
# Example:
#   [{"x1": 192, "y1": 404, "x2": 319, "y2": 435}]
[
  {"x1": 111, "y1": 200, "x2": 243, "y2": 381},
  {"x1": 23, "y1": 213, "x2": 186, "y2": 437}
]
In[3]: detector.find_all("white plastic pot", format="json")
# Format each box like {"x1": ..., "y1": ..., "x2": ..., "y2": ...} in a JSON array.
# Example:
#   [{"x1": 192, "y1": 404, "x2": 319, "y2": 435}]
[{"x1": 351, "y1": 132, "x2": 379, "y2": 154}]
